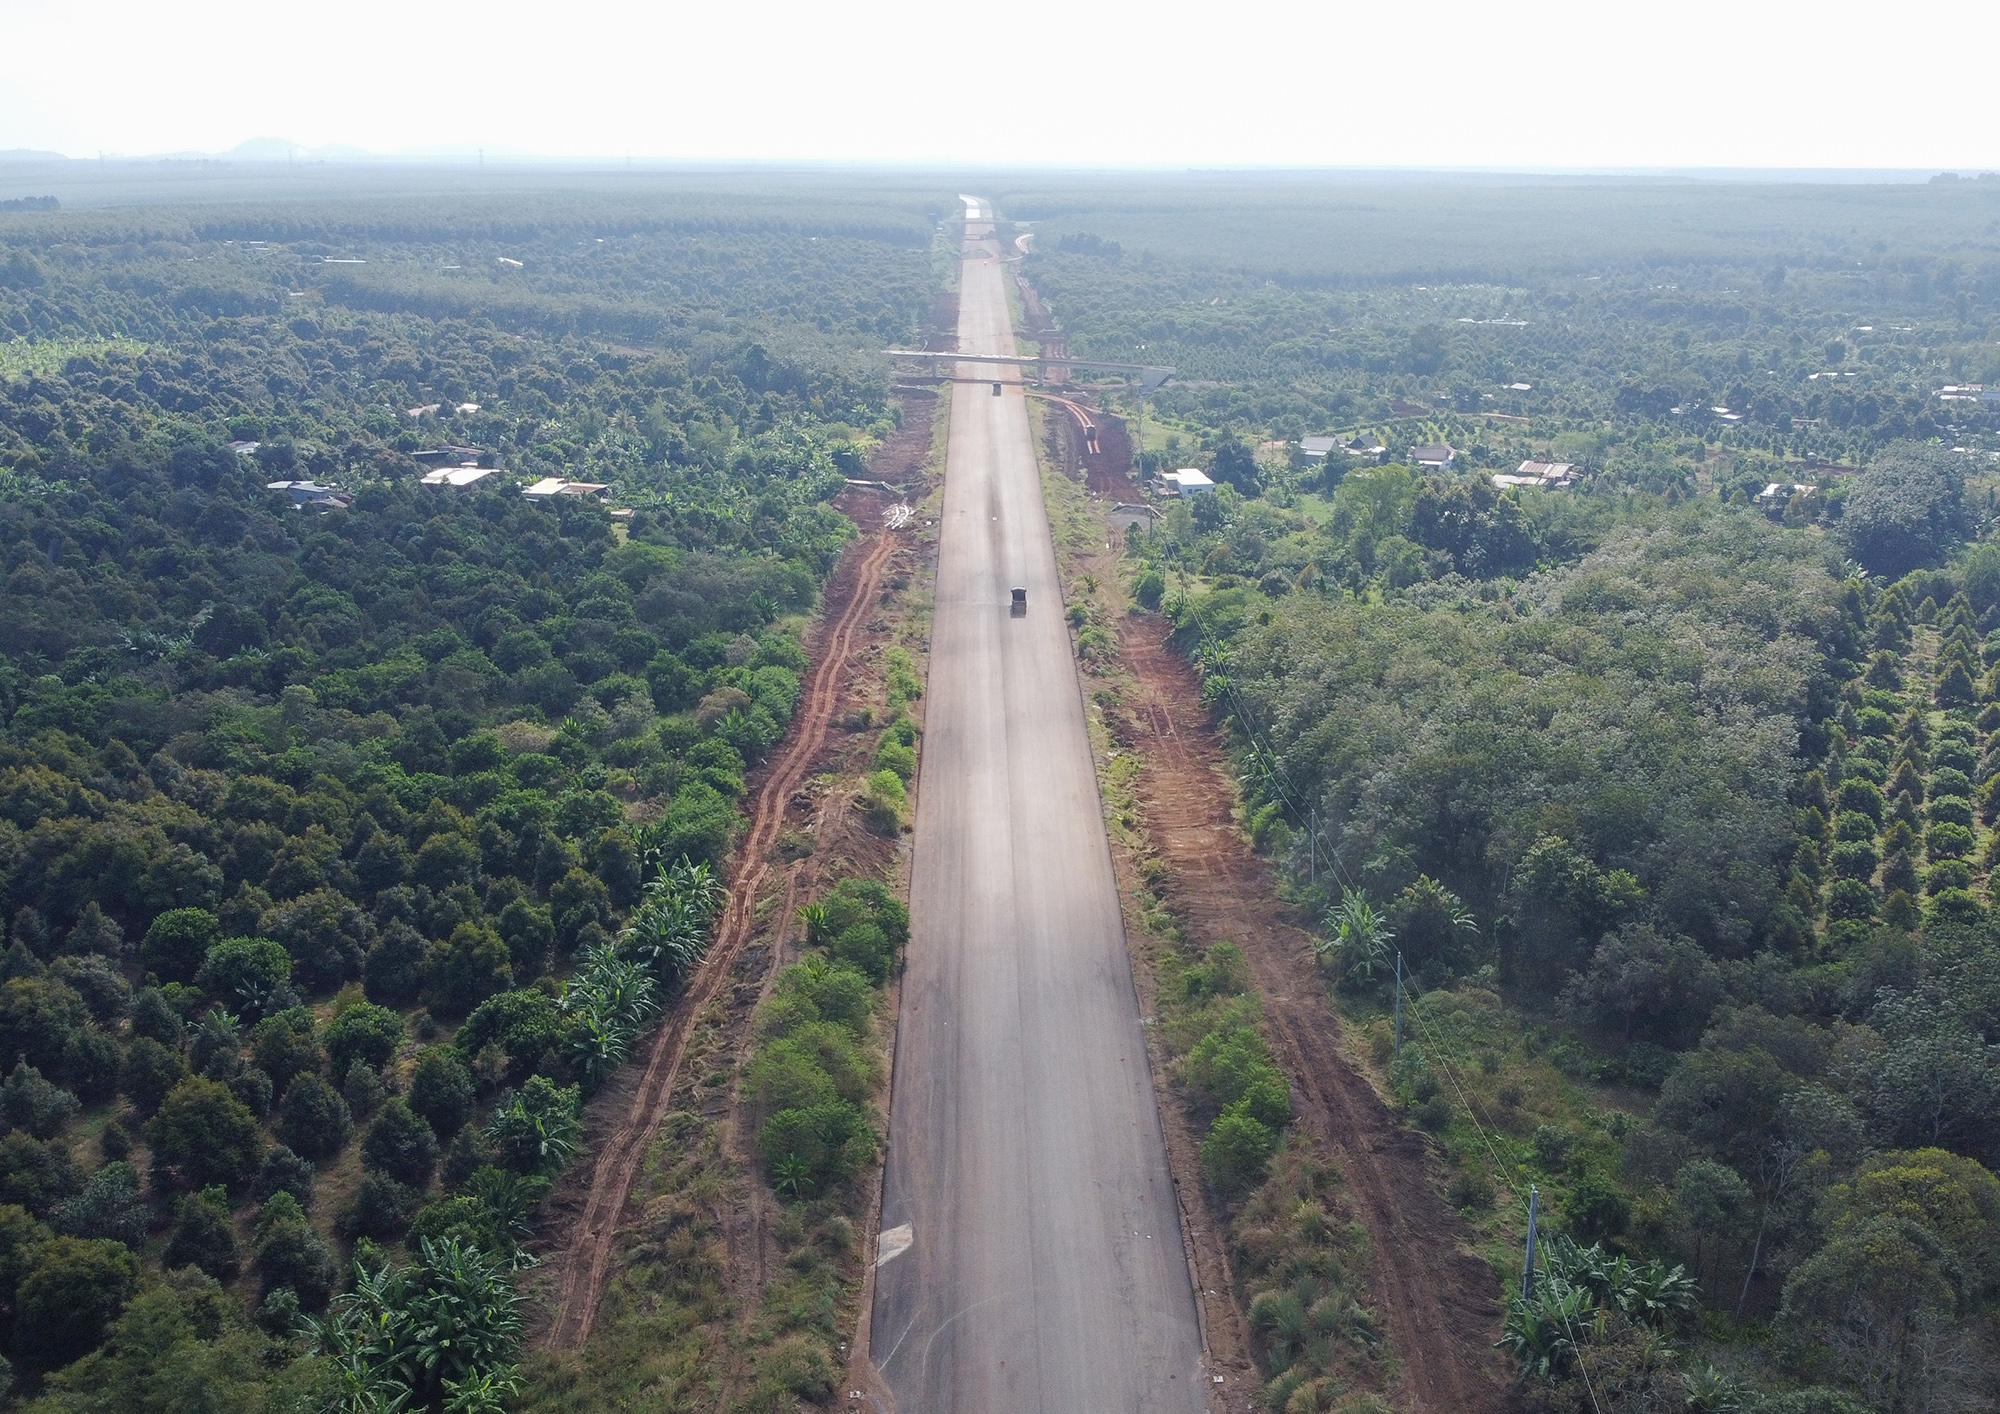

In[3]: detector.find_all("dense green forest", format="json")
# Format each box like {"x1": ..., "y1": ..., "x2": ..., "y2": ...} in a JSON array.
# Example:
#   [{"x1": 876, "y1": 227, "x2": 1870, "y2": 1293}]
[
  {"x1": 0, "y1": 180, "x2": 935, "y2": 1409},
  {"x1": 1135, "y1": 446, "x2": 2000, "y2": 1406}
]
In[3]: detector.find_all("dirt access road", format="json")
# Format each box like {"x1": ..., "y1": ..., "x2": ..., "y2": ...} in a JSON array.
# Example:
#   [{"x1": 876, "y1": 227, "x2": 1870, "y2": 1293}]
[{"x1": 866, "y1": 208, "x2": 1208, "y2": 1413}]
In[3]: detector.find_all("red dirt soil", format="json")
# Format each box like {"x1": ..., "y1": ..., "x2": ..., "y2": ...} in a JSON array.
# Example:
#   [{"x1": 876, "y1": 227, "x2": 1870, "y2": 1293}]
[
  {"x1": 538, "y1": 517, "x2": 903, "y2": 1352},
  {"x1": 1114, "y1": 618, "x2": 1516, "y2": 1414}
]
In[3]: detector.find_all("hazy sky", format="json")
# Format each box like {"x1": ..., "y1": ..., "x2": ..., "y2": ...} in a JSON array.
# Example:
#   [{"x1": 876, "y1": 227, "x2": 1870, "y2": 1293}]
[{"x1": 4, "y1": 0, "x2": 1994, "y2": 170}]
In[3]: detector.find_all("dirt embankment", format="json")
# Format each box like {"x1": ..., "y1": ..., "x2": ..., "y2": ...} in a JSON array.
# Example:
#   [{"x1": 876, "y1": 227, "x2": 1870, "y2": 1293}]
[
  {"x1": 1111, "y1": 619, "x2": 1516, "y2": 1414},
  {"x1": 533, "y1": 403, "x2": 936, "y2": 1355}
]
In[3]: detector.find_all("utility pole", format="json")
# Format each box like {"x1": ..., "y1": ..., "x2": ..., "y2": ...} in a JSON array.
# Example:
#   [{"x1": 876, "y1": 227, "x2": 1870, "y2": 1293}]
[
  {"x1": 1392, "y1": 950, "x2": 1404, "y2": 1059},
  {"x1": 1522, "y1": 1186, "x2": 1541, "y2": 1300},
  {"x1": 1308, "y1": 808, "x2": 1316, "y2": 885}
]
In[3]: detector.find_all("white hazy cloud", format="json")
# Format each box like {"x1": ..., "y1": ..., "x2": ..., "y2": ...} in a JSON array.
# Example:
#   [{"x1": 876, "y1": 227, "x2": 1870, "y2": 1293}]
[{"x1": 1, "y1": 0, "x2": 1994, "y2": 170}]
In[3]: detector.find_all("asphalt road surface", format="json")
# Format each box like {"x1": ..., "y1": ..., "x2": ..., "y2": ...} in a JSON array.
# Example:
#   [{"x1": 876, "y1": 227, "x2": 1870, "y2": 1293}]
[{"x1": 868, "y1": 217, "x2": 1208, "y2": 1412}]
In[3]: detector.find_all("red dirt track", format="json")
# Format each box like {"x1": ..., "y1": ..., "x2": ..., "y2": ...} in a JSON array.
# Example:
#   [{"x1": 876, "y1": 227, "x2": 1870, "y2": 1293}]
[{"x1": 539, "y1": 525, "x2": 901, "y2": 1351}]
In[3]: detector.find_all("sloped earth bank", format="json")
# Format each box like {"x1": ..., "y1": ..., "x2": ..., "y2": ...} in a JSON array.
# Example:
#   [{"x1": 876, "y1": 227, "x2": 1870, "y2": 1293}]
[
  {"x1": 529, "y1": 399, "x2": 938, "y2": 1365},
  {"x1": 1111, "y1": 617, "x2": 1517, "y2": 1414}
]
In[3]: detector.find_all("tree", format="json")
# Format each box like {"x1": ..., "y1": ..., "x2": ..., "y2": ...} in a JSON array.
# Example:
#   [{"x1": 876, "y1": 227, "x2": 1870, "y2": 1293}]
[
  {"x1": 1387, "y1": 875, "x2": 1480, "y2": 981},
  {"x1": 138, "y1": 908, "x2": 220, "y2": 986},
  {"x1": 0, "y1": 976, "x2": 90, "y2": 1073},
  {"x1": 364, "y1": 921, "x2": 431, "y2": 1007},
  {"x1": 193, "y1": 937, "x2": 294, "y2": 1019},
  {"x1": 249, "y1": 1007, "x2": 323, "y2": 1093},
  {"x1": 1775, "y1": 1217, "x2": 1969, "y2": 1412},
  {"x1": 1822, "y1": 1148, "x2": 2000, "y2": 1296},
  {"x1": 429, "y1": 922, "x2": 512, "y2": 1018},
  {"x1": 362, "y1": 1099, "x2": 439, "y2": 1189},
  {"x1": 119, "y1": 1037, "x2": 186, "y2": 1116},
  {"x1": 1841, "y1": 444, "x2": 1967, "y2": 577},
  {"x1": 1209, "y1": 437, "x2": 1260, "y2": 494},
  {"x1": 252, "y1": 1144, "x2": 316, "y2": 1208},
  {"x1": 51, "y1": 1161, "x2": 147, "y2": 1248},
  {"x1": 275, "y1": 1074, "x2": 352, "y2": 1163},
  {"x1": 14, "y1": 1236, "x2": 139, "y2": 1368},
  {"x1": 162, "y1": 1186, "x2": 240, "y2": 1279},
  {"x1": 409, "y1": 1047, "x2": 476, "y2": 1140},
  {"x1": 254, "y1": 1196, "x2": 336, "y2": 1311},
  {"x1": 1565, "y1": 922, "x2": 1722, "y2": 1048},
  {"x1": 147, "y1": 1077, "x2": 263, "y2": 1191},
  {"x1": 1, "y1": 1061, "x2": 77, "y2": 1140},
  {"x1": 323, "y1": 1001, "x2": 403, "y2": 1081},
  {"x1": 263, "y1": 889, "x2": 372, "y2": 995}
]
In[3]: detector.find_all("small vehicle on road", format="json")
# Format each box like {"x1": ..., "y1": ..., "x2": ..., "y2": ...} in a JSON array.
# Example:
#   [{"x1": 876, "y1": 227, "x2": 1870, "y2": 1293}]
[
  {"x1": 1010, "y1": 586, "x2": 1027, "y2": 615},
  {"x1": 991, "y1": 381, "x2": 1003, "y2": 396}
]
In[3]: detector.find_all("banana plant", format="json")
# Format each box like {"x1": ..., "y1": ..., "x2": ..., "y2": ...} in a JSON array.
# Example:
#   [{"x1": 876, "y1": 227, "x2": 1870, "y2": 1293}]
[{"x1": 1313, "y1": 887, "x2": 1394, "y2": 992}]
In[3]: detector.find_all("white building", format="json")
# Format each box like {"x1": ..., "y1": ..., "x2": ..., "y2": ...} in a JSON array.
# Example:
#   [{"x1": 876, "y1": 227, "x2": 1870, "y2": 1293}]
[
  {"x1": 420, "y1": 465, "x2": 500, "y2": 489},
  {"x1": 1493, "y1": 460, "x2": 1577, "y2": 489},
  {"x1": 1155, "y1": 468, "x2": 1216, "y2": 496},
  {"x1": 522, "y1": 478, "x2": 611, "y2": 499}
]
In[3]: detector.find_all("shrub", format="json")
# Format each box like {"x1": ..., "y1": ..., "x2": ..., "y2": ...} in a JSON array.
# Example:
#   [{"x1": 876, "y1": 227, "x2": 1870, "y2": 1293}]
[
  {"x1": 362, "y1": 1099, "x2": 439, "y2": 1188},
  {"x1": 757, "y1": 1099, "x2": 874, "y2": 1198},
  {"x1": 860, "y1": 770, "x2": 906, "y2": 834},
  {"x1": 148, "y1": 1077, "x2": 264, "y2": 1191},
  {"x1": 1135, "y1": 568, "x2": 1166, "y2": 610},
  {"x1": 1201, "y1": 1110, "x2": 1275, "y2": 1192},
  {"x1": 276, "y1": 1074, "x2": 352, "y2": 1162},
  {"x1": 1565, "y1": 1170, "x2": 1631, "y2": 1242},
  {"x1": 763, "y1": 959, "x2": 874, "y2": 1039},
  {"x1": 14, "y1": 1236, "x2": 139, "y2": 1368},
  {"x1": 408, "y1": 1047, "x2": 475, "y2": 1139}
]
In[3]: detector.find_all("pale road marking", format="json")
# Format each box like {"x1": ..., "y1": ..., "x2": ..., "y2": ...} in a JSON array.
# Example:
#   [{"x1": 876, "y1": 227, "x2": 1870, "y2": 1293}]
[{"x1": 877, "y1": 1223, "x2": 914, "y2": 1268}]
